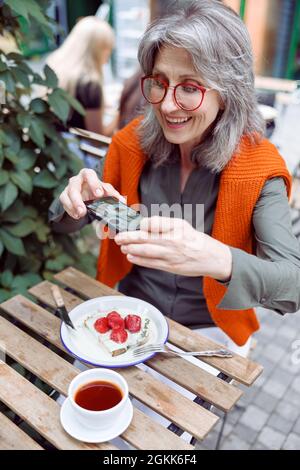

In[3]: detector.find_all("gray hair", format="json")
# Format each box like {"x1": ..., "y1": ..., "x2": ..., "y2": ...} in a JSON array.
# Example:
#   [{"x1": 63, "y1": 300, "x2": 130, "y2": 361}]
[{"x1": 137, "y1": 0, "x2": 265, "y2": 172}]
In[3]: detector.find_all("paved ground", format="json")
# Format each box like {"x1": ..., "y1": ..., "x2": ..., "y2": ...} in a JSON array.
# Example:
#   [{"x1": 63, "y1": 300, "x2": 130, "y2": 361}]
[
  {"x1": 196, "y1": 307, "x2": 300, "y2": 450},
  {"x1": 196, "y1": 100, "x2": 300, "y2": 450}
]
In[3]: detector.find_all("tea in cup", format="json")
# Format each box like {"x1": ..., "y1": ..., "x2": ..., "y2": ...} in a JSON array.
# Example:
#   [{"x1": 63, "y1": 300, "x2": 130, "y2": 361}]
[{"x1": 68, "y1": 368, "x2": 129, "y2": 430}]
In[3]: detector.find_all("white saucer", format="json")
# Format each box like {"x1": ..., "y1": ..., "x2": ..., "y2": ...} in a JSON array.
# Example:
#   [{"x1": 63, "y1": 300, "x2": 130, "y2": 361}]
[{"x1": 60, "y1": 397, "x2": 133, "y2": 443}]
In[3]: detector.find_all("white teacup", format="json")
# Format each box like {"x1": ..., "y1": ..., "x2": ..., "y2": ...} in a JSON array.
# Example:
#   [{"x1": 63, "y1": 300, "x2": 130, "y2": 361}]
[{"x1": 68, "y1": 368, "x2": 129, "y2": 430}]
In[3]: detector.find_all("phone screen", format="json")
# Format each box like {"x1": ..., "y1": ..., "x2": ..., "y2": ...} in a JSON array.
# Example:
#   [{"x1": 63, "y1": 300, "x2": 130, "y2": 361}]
[{"x1": 85, "y1": 197, "x2": 142, "y2": 233}]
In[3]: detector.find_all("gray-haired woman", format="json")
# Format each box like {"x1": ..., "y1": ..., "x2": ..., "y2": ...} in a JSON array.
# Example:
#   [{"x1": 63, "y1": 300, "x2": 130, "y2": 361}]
[{"x1": 50, "y1": 0, "x2": 300, "y2": 358}]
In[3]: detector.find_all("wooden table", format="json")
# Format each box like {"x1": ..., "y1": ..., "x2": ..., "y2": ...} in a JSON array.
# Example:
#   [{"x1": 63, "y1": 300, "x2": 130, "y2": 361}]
[
  {"x1": 255, "y1": 75, "x2": 298, "y2": 94},
  {"x1": 0, "y1": 267, "x2": 263, "y2": 450}
]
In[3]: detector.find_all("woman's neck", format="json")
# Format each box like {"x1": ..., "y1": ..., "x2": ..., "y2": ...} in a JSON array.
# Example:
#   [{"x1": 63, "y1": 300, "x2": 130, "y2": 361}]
[{"x1": 179, "y1": 146, "x2": 196, "y2": 193}]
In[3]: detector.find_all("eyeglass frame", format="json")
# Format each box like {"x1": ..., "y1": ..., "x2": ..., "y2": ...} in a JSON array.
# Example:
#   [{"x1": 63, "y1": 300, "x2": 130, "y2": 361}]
[{"x1": 141, "y1": 75, "x2": 212, "y2": 111}]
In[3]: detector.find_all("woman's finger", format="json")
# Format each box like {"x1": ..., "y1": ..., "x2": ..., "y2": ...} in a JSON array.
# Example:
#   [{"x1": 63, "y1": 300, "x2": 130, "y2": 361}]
[
  {"x1": 121, "y1": 243, "x2": 169, "y2": 259},
  {"x1": 67, "y1": 169, "x2": 103, "y2": 216},
  {"x1": 80, "y1": 168, "x2": 104, "y2": 198},
  {"x1": 59, "y1": 188, "x2": 79, "y2": 219},
  {"x1": 67, "y1": 176, "x2": 88, "y2": 217},
  {"x1": 139, "y1": 216, "x2": 178, "y2": 233},
  {"x1": 126, "y1": 254, "x2": 166, "y2": 270},
  {"x1": 101, "y1": 182, "x2": 126, "y2": 203},
  {"x1": 115, "y1": 229, "x2": 170, "y2": 245}
]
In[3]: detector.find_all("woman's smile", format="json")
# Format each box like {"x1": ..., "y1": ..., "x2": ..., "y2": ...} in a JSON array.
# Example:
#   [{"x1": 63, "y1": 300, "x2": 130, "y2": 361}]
[{"x1": 164, "y1": 115, "x2": 193, "y2": 129}]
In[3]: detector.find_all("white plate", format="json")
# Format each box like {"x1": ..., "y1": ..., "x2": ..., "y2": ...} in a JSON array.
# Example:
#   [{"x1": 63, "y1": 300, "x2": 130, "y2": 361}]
[
  {"x1": 60, "y1": 296, "x2": 169, "y2": 368},
  {"x1": 60, "y1": 397, "x2": 133, "y2": 443}
]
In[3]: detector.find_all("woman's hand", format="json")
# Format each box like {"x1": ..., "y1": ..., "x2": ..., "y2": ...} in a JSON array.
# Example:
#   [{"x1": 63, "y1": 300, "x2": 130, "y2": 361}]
[
  {"x1": 59, "y1": 168, "x2": 125, "y2": 219},
  {"x1": 115, "y1": 216, "x2": 233, "y2": 281}
]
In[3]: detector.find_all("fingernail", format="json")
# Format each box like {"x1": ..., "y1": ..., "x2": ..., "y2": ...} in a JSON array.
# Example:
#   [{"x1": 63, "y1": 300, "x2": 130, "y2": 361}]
[{"x1": 95, "y1": 189, "x2": 102, "y2": 197}]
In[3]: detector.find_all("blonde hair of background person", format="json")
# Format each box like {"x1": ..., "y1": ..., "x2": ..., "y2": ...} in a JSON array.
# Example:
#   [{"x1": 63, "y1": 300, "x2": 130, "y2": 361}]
[{"x1": 47, "y1": 16, "x2": 118, "y2": 136}]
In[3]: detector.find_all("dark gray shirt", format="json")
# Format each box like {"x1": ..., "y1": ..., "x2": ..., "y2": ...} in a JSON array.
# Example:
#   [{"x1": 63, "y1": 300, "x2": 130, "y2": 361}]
[
  {"x1": 119, "y1": 159, "x2": 219, "y2": 328},
  {"x1": 49, "y1": 163, "x2": 300, "y2": 328}
]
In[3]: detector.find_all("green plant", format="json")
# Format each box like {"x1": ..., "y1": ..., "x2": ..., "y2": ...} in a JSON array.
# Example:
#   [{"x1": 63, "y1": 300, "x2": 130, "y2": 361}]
[{"x1": 0, "y1": 0, "x2": 97, "y2": 301}]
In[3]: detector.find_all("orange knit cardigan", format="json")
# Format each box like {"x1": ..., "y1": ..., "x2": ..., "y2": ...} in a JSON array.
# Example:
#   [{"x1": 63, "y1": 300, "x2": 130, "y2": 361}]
[{"x1": 96, "y1": 118, "x2": 292, "y2": 345}]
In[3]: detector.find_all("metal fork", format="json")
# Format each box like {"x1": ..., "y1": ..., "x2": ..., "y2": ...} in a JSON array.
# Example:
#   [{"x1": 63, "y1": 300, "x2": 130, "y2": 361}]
[{"x1": 132, "y1": 342, "x2": 233, "y2": 358}]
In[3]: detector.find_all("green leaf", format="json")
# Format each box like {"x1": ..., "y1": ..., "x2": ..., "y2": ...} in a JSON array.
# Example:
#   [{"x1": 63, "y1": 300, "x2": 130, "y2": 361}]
[
  {"x1": 1, "y1": 201, "x2": 38, "y2": 223},
  {"x1": 43, "y1": 64, "x2": 58, "y2": 89},
  {"x1": 33, "y1": 169, "x2": 58, "y2": 189},
  {"x1": 48, "y1": 89, "x2": 70, "y2": 122},
  {"x1": 17, "y1": 112, "x2": 32, "y2": 129},
  {"x1": 0, "y1": 56, "x2": 7, "y2": 72},
  {"x1": 34, "y1": 116, "x2": 57, "y2": 140},
  {"x1": 1, "y1": 200, "x2": 23, "y2": 222},
  {"x1": 15, "y1": 148, "x2": 37, "y2": 171},
  {"x1": 4, "y1": 147, "x2": 18, "y2": 164},
  {"x1": 6, "y1": 52, "x2": 24, "y2": 63},
  {"x1": 5, "y1": 0, "x2": 30, "y2": 20},
  {"x1": 0, "y1": 144, "x2": 4, "y2": 168},
  {"x1": 29, "y1": 119, "x2": 45, "y2": 148},
  {"x1": 22, "y1": 205, "x2": 38, "y2": 219},
  {"x1": 11, "y1": 68, "x2": 30, "y2": 88},
  {"x1": 35, "y1": 221, "x2": 50, "y2": 242},
  {"x1": 60, "y1": 89, "x2": 85, "y2": 116},
  {"x1": 11, "y1": 273, "x2": 42, "y2": 290},
  {"x1": 19, "y1": 256, "x2": 41, "y2": 273},
  {"x1": 0, "y1": 240, "x2": 3, "y2": 257},
  {"x1": 44, "y1": 140, "x2": 61, "y2": 165},
  {"x1": 55, "y1": 160, "x2": 67, "y2": 180},
  {"x1": 0, "y1": 228, "x2": 26, "y2": 256},
  {"x1": 66, "y1": 154, "x2": 83, "y2": 174},
  {"x1": 25, "y1": 0, "x2": 49, "y2": 26},
  {"x1": 0, "y1": 289, "x2": 11, "y2": 302},
  {"x1": 0, "y1": 130, "x2": 8, "y2": 145},
  {"x1": 5, "y1": 218, "x2": 36, "y2": 237},
  {"x1": 2, "y1": 128, "x2": 21, "y2": 152},
  {"x1": 1, "y1": 270, "x2": 13, "y2": 288},
  {"x1": 17, "y1": 61, "x2": 33, "y2": 76},
  {"x1": 45, "y1": 253, "x2": 74, "y2": 271},
  {"x1": 0, "y1": 181, "x2": 18, "y2": 211},
  {"x1": 30, "y1": 98, "x2": 47, "y2": 114},
  {"x1": 0, "y1": 70, "x2": 15, "y2": 93},
  {"x1": 32, "y1": 73, "x2": 46, "y2": 86},
  {"x1": 0, "y1": 170, "x2": 9, "y2": 186},
  {"x1": 10, "y1": 171, "x2": 33, "y2": 195}
]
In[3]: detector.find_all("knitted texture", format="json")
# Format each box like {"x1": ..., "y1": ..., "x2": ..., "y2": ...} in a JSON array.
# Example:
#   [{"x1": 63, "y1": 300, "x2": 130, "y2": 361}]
[{"x1": 97, "y1": 118, "x2": 292, "y2": 345}]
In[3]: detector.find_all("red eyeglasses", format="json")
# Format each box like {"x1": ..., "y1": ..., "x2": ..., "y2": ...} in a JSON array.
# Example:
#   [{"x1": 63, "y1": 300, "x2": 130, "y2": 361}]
[{"x1": 141, "y1": 75, "x2": 211, "y2": 111}]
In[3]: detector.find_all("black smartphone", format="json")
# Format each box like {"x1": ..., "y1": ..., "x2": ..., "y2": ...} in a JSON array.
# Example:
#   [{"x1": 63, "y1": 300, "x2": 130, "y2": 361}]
[{"x1": 85, "y1": 196, "x2": 142, "y2": 233}]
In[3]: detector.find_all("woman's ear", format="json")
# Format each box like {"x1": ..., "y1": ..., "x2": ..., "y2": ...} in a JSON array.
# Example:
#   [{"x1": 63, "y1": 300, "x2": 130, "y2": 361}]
[{"x1": 218, "y1": 95, "x2": 225, "y2": 110}]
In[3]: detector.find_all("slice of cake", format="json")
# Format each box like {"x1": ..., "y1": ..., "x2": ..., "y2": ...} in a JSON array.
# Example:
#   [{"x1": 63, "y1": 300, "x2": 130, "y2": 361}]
[{"x1": 81, "y1": 312, "x2": 151, "y2": 357}]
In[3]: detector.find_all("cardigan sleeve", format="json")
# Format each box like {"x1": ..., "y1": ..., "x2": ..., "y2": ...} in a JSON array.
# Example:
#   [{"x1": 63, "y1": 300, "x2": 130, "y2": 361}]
[
  {"x1": 217, "y1": 177, "x2": 300, "y2": 314},
  {"x1": 101, "y1": 136, "x2": 122, "y2": 192}
]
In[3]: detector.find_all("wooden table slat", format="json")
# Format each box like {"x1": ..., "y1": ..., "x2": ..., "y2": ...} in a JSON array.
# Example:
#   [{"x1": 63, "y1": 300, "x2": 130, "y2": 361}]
[
  {"x1": 1, "y1": 296, "x2": 217, "y2": 442},
  {"x1": 0, "y1": 363, "x2": 116, "y2": 450},
  {"x1": 0, "y1": 412, "x2": 43, "y2": 450},
  {"x1": 53, "y1": 267, "x2": 263, "y2": 386},
  {"x1": 29, "y1": 281, "x2": 243, "y2": 412}
]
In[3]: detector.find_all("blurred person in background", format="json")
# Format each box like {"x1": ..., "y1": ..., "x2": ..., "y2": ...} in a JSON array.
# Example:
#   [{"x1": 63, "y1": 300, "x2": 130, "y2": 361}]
[
  {"x1": 118, "y1": 68, "x2": 145, "y2": 129},
  {"x1": 47, "y1": 16, "x2": 118, "y2": 137}
]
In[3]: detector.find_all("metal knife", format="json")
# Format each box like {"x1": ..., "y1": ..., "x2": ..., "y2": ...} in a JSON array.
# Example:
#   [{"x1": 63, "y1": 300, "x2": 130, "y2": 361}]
[{"x1": 51, "y1": 285, "x2": 75, "y2": 330}]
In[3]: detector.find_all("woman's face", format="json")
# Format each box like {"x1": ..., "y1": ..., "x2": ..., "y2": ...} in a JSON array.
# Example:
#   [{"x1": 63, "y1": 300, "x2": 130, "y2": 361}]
[{"x1": 151, "y1": 46, "x2": 223, "y2": 153}]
